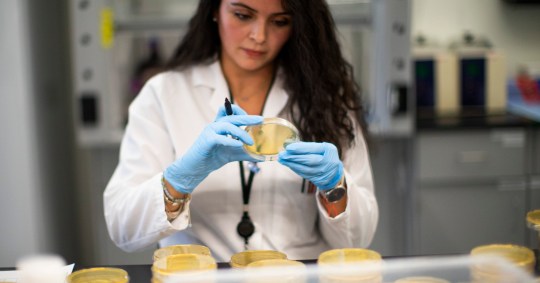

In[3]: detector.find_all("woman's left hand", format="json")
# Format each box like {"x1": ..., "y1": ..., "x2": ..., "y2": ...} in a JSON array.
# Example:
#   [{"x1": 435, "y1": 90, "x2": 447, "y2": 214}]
[{"x1": 278, "y1": 142, "x2": 343, "y2": 190}]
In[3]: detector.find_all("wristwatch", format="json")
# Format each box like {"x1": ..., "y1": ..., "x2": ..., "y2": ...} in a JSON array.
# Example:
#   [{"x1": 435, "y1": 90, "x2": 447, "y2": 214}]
[
  {"x1": 162, "y1": 176, "x2": 191, "y2": 221},
  {"x1": 320, "y1": 175, "x2": 347, "y2": 203}
]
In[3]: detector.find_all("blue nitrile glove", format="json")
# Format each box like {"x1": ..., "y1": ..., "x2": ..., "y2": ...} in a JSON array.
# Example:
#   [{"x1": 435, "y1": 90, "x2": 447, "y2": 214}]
[
  {"x1": 164, "y1": 105, "x2": 263, "y2": 194},
  {"x1": 278, "y1": 142, "x2": 344, "y2": 190}
]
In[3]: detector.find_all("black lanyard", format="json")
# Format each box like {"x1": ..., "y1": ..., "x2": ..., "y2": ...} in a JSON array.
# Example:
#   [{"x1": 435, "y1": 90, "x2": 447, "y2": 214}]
[
  {"x1": 236, "y1": 161, "x2": 256, "y2": 249},
  {"x1": 228, "y1": 75, "x2": 274, "y2": 249}
]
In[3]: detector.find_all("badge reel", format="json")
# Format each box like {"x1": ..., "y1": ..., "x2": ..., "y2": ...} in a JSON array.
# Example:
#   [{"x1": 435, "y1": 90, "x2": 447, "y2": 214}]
[{"x1": 243, "y1": 117, "x2": 300, "y2": 161}]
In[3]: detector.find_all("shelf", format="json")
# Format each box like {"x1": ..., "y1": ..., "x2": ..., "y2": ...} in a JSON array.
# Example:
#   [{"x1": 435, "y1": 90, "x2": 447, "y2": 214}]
[
  {"x1": 112, "y1": 0, "x2": 371, "y2": 32},
  {"x1": 115, "y1": 18, "x2": 190, "y2": 32},
  {"x1": 416, "y1": 109, "x2": 540, "y2": 131}
]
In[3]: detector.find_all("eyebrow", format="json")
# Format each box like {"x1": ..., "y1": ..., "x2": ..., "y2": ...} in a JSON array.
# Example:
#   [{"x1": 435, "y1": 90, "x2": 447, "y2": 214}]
[{"x1": 230, "y1": 2, "x2": 292, "y2": 16}]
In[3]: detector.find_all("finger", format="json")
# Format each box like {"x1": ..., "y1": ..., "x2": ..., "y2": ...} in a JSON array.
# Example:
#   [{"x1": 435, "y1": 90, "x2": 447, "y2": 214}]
[
  {"x1": 207, "y1": 133, "x2": 245, "y2": 148},
  {"x1": 278, "y1": 152, "x2": 325, "y2": 166},
  {"x1": 215, "y1": 104, "x2": 248, "y2": 119},
  {"x1": 220, "y1": 115, "x2": 263, "y2": 126},
  {"x1": 284, "y1": 142, "x2": 328, "y2": 155},
  {"x1": 211, "y1": 122, "x2": 255, "y2": 145},
  {"x1": 278, "y1": 158, "x2": 320, "y2": 177}
]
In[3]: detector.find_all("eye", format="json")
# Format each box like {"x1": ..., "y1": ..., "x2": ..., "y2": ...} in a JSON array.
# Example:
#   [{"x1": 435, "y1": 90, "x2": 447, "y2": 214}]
[
  {"x1": 273, "y1": 18, "x2": 291, "y2": 27},
  {"x1": 234, "y1": 11, "x2": 252, "y2": 21}
]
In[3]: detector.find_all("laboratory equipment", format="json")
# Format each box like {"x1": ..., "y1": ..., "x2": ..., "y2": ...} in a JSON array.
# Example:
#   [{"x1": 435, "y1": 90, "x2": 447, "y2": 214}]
[
  {"x1": 394, "y1": 277, "x2": 449, "y2": 283},
  {"x1": 151, "y1": 254, "x2": 216, "y2": 283},
  {"x1": 153, "y1": 244, "x2": 212, "y2": 262},
  {"x1": 66, "y1": 267, "x2": 129, "y2": 283},
  {"x1": 470, "y1": 244, "x2": 535, "y2": 282},
  {"x1": 317, "y1": 248, "x2": 383, "y2": 283},
  {"x1": 243, "y1": 117, "x2": 300, "y2": 161},
  {"x1": 229, "y1": 250, "x2": 287, "y2": 268},
  {"x1": 526, "y1": 209, "x2": 540, "y2": 249}
]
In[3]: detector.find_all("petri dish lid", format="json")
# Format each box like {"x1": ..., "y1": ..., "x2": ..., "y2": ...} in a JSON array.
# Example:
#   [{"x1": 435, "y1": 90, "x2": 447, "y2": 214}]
[
  {"x1": 318, "y1": 248, "x2": 382, "y2": 265},
  {"x1": 470, "y1": 244, "x2": 535, "y2": 272},
  {"x1": 246, "y1": 259, "x2": 305, "y2": 268},
  {"x1": 230, "y1": 250, "x2": 287, "y2": 268},
  {"x1": 243, "y1": 117, "x2": 300, "y2": 161},
  {"x1": 527, "y1": 209, "x2": 540, "y2": 230},
  {"x1": 66, "y1": 267, "x2": 129, "y2": 283},
  {"x1": 153, "y1": 244, "x2": 211, "y2": 262},
  {"x1": 152, "y1": 254, "x2": 217, "y2": 275},
  {"x1": 394, "y1": 276, "x2": 450, "y2": 283},
  {"x1": 318, "y1": 248, "x2": 383, "y2": 281}
]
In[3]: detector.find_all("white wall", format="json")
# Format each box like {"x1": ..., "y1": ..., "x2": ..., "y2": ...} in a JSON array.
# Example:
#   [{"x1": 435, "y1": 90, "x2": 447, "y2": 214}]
[
  {"x1": 412, "y1": 0, "x2": 540, "y2": 77},
  {"x1": 0, "y1": 0, "x2": 78, "y2": 267},
  {"x1": 0, "y1": 0, "x2": 46, "y2": 267}
]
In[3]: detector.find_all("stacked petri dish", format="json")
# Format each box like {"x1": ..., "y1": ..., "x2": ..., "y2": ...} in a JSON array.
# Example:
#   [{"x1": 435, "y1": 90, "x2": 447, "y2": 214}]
[
  {"x1": 246, "y1": 259, "x2": 306, "y2": 283},
  {"x1": 243, "y1": 117, "x2": 300, "y2": 161},
  {"x1": 153, "y1": 244, "x2": 211, "y2": 262},
  {"x1": 393, "y1": 277, "x2": 450, "y2": 283},
  {"x1": 66, "y1": 267, "x2": 129, "y2": 283},
  {"x1": 151, "y1": 253, "x2": 217, "y2": 283},
  {"x1": 470, "y1": 244, "x2": 535, "y2": 282},
  {"x1": 229, "y1": 250, "x2": 288, "y2": 268},
  {"x1": 317, "y1": 248, "x2": 383, "y2": 283},
  {"x1": 527, "y1": 209, "x2": 540, "y2": 249}
]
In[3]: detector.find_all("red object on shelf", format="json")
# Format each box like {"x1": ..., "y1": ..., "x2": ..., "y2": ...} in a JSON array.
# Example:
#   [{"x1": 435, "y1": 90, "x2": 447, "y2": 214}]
[{"x1": 516, "y1": 73, "x2": 540, "y2": 103}]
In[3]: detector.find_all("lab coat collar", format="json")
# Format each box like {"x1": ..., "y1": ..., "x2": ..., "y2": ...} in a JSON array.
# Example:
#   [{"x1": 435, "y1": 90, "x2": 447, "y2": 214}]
[{"x1": 192, "y1": 59, "x2": 289, "y2": 117}]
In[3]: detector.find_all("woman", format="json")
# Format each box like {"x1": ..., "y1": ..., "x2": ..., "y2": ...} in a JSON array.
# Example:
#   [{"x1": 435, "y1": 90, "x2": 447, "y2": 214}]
[{"x1": 104, "y1": 0, "x2": 378, "y2": 262}]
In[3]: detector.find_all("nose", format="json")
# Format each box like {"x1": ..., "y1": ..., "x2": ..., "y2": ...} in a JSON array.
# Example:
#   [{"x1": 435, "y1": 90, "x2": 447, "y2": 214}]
[{"x1": 249, "y1": 20, "x2": 267, "y2": 44}]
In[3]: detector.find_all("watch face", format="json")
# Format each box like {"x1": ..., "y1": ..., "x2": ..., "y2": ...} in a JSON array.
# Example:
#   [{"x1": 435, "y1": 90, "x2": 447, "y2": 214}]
[{"x1": 325, "y1": 187, "x2": 346, "y2": 202}]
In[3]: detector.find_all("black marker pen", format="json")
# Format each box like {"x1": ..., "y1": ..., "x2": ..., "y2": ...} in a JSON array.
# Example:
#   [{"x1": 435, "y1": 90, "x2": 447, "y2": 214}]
[{"x1": 225, "y1": 98, "x2": 233, "y2": 116}]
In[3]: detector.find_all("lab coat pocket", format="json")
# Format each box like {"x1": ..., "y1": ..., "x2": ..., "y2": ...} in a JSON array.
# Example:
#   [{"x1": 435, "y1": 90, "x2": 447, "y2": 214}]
[{"x1": 273, "y1": 184, "x2": 319, "y2": 249}]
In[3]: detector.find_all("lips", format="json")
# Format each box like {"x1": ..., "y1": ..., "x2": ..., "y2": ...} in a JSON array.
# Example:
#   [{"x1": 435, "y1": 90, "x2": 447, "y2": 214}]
[{"x1": 243, "y1": 48, "x2": 266, "y2": 57}]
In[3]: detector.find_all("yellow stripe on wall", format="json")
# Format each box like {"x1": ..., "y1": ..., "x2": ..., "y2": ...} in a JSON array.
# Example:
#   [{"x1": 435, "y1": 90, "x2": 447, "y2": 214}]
[{"x1": 100, "y1": 7, "x2": 114, "y2": 49}]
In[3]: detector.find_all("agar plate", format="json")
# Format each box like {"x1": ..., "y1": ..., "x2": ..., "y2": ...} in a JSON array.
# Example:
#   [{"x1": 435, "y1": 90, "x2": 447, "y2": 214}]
[{"x1": 243, "y1": 117, "x2": 300, "y2": 161}]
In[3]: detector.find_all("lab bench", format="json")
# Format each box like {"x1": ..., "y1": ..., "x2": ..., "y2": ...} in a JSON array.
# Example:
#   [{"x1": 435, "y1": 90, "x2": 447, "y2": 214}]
[{"x1": 72, "y1": 251, "x2": 539, "y2": 283}]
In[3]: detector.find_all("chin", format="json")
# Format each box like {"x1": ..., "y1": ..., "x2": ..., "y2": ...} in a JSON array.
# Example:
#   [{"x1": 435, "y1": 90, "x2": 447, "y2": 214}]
[{"x1": 238, "y1": 60, "x2": 272, "y2": 72}]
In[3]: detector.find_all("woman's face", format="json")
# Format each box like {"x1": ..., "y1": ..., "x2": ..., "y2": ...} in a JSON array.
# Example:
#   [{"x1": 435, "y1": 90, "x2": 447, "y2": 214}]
[{"x1": 216, "y1": 0, "x2": 292, "y2": 73}]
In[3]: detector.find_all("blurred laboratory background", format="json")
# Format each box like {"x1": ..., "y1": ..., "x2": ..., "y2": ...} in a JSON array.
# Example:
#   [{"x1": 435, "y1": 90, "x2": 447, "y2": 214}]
[{"x1": 1, "y1": 0, "x2": 540, "y2": 267}]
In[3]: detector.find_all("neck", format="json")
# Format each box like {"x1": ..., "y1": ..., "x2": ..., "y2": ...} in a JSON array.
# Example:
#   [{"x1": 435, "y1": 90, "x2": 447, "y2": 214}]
[{"x1": 220, "y1": 61, "x2": 275, "y2": 115}]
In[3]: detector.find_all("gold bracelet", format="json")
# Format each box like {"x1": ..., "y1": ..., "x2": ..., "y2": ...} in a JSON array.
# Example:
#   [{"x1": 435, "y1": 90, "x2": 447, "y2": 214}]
[{"x1": 162, "y1": 176, "x2": 191, "y2": 221}]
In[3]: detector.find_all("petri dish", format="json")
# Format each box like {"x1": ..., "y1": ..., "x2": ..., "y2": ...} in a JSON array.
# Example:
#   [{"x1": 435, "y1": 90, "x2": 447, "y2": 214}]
[
  {"x1": 229, "y1": 250, "x2": 287, "y2": 268},
  {"x1": 527, "y1": 209, "x2": 540, "y2": 256},
  {"x1": 470, "y1": 244, "x2": 535, "y2": 282},
  {"x1": 318, "y1": 248, "x2": 382, "y2": 264},
  {"x1": 246, "y1": 259, "x2": 306, "y2": 283},
  {"x1": 153, "y1": 244, "x2": 211, "y2": 262},
  {"x1": 246, "y1": 259, "x2": 305, "y2": 268},
  {"x1": 66, "y1": 267, "x2": 129, "y2": 283},
  {"x1": 151, "y1": 254, "x2": 217, "y2": 282},
  {"x1": 318, "y1": 248, "x2": 383, "y2": 283},
  {"x1": 527, "y1": 209, "x2": 540, "y2": 228},
  {"x1": 394, "y1": 277, "x2": 450, "y2": 283},
  {"x1": 243, "y1": 117, "x2": 300, "y2": 161}
]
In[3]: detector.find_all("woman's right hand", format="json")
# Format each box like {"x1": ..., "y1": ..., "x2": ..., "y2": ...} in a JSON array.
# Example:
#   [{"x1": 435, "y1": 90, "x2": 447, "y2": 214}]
[{"x1": 164, "y1": 105, "x2": 262, "y2": 194}]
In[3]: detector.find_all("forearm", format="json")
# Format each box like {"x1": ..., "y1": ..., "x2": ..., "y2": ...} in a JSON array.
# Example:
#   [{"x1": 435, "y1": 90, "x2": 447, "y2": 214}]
[
  {"x1": 318, "y1": 192, "x2": 347, "y2": 218},
  {"x1": 163, "y1": 177, "x2": 190, "y2": 212},
  {"x1": 317, "y1": 183, "x2": 378, "y2": 248}
]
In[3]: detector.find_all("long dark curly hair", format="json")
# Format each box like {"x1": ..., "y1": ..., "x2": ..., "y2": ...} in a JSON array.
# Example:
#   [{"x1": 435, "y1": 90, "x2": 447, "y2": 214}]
[{"x1": 167, "y1": 0, "x2": 368, "y2": 156}]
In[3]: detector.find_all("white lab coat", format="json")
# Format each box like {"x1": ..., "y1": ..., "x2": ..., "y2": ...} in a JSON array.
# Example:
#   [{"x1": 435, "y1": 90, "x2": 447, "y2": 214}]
[{"x1": 103, "y1": 59, "x2": 378, "y2": 262}]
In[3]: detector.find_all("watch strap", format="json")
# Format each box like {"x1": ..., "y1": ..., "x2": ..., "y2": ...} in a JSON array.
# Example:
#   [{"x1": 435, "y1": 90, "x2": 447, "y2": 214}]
[{"x1": 320, "y1": 175, "x2": 347, "y2": 203}]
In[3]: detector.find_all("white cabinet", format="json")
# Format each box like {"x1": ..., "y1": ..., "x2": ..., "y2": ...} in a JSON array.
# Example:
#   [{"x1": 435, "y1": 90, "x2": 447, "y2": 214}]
[
  {"x1": 414, "y1": 129, "x2": 529, "y2": 255},
  {"x1": 417, "y1": 182, "x2": 526, "y2": 255}
]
